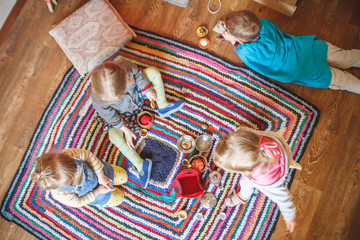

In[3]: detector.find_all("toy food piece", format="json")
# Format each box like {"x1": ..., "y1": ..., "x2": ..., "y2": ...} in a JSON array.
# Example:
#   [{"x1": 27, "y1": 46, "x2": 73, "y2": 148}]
[
  {"x1": 178, "y1": 210, "x2": 187, "y2": 219},
  {"x1": 140, "y1": 115, "x2": 152, "y2": 125},
  {"x1": 137, "y1": 111, "x2": 154, "y2": 130},
  {"x1": 189, "y1": 154, "x2": 207, "y2": 172},
  {"x1": 139, "y1": 129, "x2": 148, "y2": 138},
  {"x1": 198, "y1": 38, "x2": 210, "y2": 49},
  {"x1": 150, "y1": 100, "x2": 156, "y2": 108},
  {"x1": 191, "y1": 157, "x2": 205, "y2": 172},
  {"x1": 197, "y1": 26, "x2": 208, "y2": 37}
]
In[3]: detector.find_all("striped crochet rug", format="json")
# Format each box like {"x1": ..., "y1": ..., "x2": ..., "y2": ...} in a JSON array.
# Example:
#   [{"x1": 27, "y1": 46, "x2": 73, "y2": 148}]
[{"x1": 1, "y1": 28, "x2": 319, "y2": 240}]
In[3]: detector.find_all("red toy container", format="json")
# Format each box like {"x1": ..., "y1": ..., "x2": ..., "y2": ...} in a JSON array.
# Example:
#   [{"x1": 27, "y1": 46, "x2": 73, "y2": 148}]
[{"x1": 172, "y1": 169, "x2": 205, "y2": 198}]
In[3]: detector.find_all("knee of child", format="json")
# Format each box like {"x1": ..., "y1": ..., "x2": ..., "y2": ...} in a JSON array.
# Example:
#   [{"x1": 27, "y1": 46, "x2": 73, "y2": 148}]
[
  {"x1": 117, "y1": 171, "x2": 128, "y2": 185},
  {"x1": 113, "y1": 167, "x2": 128, "y2": 185},
  {"x1": 143, "y1": 67, "x2": 162, "y2": 82},
  {"x1": 109, "y1": 128, "x2": 125, "y2": 143},
  {"x1": 107, "y1": 188, "x2": 125, "y2": 206}
]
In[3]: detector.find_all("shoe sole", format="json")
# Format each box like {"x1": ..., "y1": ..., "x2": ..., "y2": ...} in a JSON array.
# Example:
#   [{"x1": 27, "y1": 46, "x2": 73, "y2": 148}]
[
  {"x1": 159, "y1": 101, "x2": 185, "y2": 118},
  {"x1": 143, "y1": 159, "x2": 152, "y2": 189}
]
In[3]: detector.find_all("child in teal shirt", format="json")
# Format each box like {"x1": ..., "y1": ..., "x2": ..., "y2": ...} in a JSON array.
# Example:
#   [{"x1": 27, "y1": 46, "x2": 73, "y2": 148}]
[{"x1": 222, "y1": 10, "x2": 360, "y2": 94}]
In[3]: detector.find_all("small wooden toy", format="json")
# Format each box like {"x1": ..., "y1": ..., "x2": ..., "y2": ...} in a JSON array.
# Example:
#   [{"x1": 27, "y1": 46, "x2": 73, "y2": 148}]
[
  {"x1": 177, "y1": 135, "x2": 196, "y2": 153},
  {"x1": 139, "y1": 115, "x2": 153, "y2": 126},
  {"x1": 137, "y1": 111, "x2": 154, "y2": 129},
  {"x1": 189, "y1": 154, "x2": 207, "y2": 173},
  {"x1": 139, "y1": 129, "x2": 148, "y2": 138},
  {"x1": 195, "y1": 135, "x2": 212, "y2": 152},
  {"x1": 198, "y1": 38, "x2": 210, "y2": 49},
  {"x1": 197, "y1": 26, "x2": 208, "y2": 37},
  {"x1": 178, "y1": 210, "x2": 188, "y2": 219},
  {"x1": 200, "y1": 192, "x2": 217, "y2": 208}
]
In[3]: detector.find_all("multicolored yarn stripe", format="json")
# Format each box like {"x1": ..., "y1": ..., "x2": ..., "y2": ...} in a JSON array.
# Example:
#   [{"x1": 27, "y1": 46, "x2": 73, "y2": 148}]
[{"x1": 1, "y1": 28, "x2": 319, "y2": 240}]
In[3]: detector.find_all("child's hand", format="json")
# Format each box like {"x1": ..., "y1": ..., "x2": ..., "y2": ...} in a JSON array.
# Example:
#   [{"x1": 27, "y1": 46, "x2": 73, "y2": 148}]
[
  {"x1": 146, "y1": 90, "x2": 157, "y2": 102},
  {"x1": 121, "y1": 125, "x2": 136, "y2": 148},
  {"x1": 97, "y1": 171, "x2": 114, "y2": 191},
  {"x1": 222, "y1": 31, "x2": 239, "y2": 46},
  {"x1": 285, "y1": 219, "x2": 296, "y2": 233},
  {"x1": 93, "y1": 185, "x2": 114, "y2": 196}
]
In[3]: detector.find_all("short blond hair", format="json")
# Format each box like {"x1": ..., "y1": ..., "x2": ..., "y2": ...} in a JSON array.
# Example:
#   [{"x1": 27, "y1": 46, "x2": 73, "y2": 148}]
[
  {"x1": 225, "y1": 10, "x2": 261, "y2": 43},
  {"x1": 91, "y1": 62, "x2": 129, "y2": 104},
  {"x1": 213, "y1": 129, "x2": 274, "y2": 173},
  {"x1": 31, "y1": 153, "x2": 77, "y2": 190}
]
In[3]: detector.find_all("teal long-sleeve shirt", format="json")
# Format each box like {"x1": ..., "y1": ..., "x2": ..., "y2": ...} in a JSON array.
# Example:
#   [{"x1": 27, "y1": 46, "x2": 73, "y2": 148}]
[{"x1": 235, "y1": 19, "x2": 331, "y2": 88}]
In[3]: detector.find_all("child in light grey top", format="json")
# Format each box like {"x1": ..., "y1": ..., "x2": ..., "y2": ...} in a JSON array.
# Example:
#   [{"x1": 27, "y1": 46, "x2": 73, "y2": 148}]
[{"x1": 91, "y1": 60, "x2": 184, "y2": 189}]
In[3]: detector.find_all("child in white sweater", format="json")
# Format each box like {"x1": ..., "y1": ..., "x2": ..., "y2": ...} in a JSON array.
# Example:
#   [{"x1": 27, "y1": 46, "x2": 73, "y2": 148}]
[{"x1": 214, "y1": 127, "x2": 301, "y2": 233}]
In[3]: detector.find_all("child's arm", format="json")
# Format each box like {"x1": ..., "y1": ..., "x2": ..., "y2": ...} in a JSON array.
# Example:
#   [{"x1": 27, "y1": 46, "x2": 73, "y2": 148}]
[
  {"x1": 222, "y1": 31, "x2": 238, "y2": 46},
  {"x1": 62, "y1": 148, "x2": 114, "y2": 191},
  {"x1": 126, "y1": 61, "x2": 153, "y2": 95},
  {"x1": 51, "y1": 185, "x2": 112, "y2": 207},
  {"x1": 257, "y1": 184, "x2": 296, "y2": 227},
  {"x1": 91, "y1": 95, "x2": 124, "y2": 129},
  {"x1": 62, "y1": 149, "x2": 103, "y2": 173},
  {"x1": 51, "y1": 189, "x2": 95, "y2": 207},
  {"x1": 120, "y1": 125, "x2": 136, "y2": 149}
]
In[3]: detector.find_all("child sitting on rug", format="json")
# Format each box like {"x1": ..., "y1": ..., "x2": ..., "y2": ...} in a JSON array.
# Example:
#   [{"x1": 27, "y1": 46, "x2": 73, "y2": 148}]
[
  {"x1": 221, "y1": 10, "x2": 360, "y2": 94},
  {"x1": 214, "y1": 127, "x2": 302, "y2": 233},
  {"x1": 91, "y1": 60, "x2": 184, "y2": 189},
  {"x1": 31, "y1": 148, "x2": 128, "y2": 207}
]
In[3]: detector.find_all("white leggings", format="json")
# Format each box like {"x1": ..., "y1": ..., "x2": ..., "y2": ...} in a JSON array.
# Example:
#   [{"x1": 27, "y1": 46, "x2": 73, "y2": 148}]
[{"x1": 327, "y1": 42, "x2": 360, "y2": 94}]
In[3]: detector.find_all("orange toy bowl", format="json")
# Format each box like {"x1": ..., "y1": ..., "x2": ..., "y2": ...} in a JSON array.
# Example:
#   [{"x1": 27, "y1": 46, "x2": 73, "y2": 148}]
[{"x1": 189, "y1": 154, "x2": 207, "y2": 173}]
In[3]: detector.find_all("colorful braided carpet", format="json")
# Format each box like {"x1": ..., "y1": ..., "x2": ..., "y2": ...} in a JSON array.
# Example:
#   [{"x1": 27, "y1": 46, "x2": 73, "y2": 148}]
[{"x1": 1, "y1": 28, "x2": 319, "y2": 240}]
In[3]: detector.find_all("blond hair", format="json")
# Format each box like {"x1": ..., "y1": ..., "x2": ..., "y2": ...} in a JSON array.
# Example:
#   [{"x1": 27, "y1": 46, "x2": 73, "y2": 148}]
[
  {"x1": 91, "y1": 62, "x2": 129, "y2": 104},
  {"x1": 225, "y1": 10, "x2": 261, "y2": 43},
  {"x1": 213, "y1": 129, "x2": 275, "y2": 174},
  {"x1": 31, "y1": 153, "x2": 77, "y2": 190}
]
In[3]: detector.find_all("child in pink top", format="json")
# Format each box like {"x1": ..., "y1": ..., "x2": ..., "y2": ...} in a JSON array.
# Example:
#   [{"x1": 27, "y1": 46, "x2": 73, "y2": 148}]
[{"x1": 214, "y1": 127, "x2": 301, "y2": 233}]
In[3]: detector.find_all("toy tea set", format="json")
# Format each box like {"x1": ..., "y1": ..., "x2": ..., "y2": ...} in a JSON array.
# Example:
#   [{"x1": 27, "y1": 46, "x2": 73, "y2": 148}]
[
  {"x1": 137, "y1": 111, "x2": 232, "y2": 221},
  {"x1": 174, "y1": 124, "x2": 232, "y2": 221},
  {"x1": 137, "y1": 111, "x2": 155, "y2": 138}
]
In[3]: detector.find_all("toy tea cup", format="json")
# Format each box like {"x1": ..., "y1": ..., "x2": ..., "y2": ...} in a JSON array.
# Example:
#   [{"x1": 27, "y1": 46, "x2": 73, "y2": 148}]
[
  {"x1": 177, "y1": 135, "x2": 196, "y2": 153},
  {"x1": 137, "y1": 111, "x2": 154, "y2": 129}
]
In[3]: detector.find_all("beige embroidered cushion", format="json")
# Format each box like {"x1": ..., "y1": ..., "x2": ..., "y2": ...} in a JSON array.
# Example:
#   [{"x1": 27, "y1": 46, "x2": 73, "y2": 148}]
[{"x1": 49, "y1": 0, "x2": 136, "y2": 76}]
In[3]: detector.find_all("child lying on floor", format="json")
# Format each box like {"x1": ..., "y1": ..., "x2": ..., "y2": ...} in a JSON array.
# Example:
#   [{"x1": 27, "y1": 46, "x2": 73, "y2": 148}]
[{"x1": 221, "y1": 10, "x2": 360, "y2": 94}]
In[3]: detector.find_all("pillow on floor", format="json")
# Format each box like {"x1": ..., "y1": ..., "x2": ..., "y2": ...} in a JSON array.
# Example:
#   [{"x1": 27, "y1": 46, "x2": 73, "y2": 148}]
[{"x1": 49, "y1": 0, "x2": 136, "y2": 76}]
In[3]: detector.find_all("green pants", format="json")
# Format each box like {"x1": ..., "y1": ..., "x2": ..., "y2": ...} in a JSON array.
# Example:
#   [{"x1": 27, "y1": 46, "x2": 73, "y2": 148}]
[{"x1": 108, "y1": 67, "x2": 169, "y2": 172}]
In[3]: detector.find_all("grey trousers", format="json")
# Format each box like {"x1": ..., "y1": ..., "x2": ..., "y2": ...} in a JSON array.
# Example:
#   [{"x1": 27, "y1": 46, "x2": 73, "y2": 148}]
[{"x1": 327, "y1": 42, "x2": 360, "y2": 94}]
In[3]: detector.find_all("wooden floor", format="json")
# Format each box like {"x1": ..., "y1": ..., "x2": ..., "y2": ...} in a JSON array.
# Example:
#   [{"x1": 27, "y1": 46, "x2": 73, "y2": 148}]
[{"x1": 0, "y1": 0, "x2": 359, "y2": 239}]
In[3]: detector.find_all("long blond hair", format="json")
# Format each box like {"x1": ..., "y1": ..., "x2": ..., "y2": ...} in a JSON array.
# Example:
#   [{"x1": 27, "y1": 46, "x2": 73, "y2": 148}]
[
  {"x1": 91, "y1": 61, "x2": 129, "y2": 104},
  {"x1": 213, "y1": 129, "x2": 275, "y2": 174},
  {"x1": 225, "y1": 10, "x2": 261, "y2": 43},
  {"x1": 31, "y1": 153, "x2": 77, "y2": 190}
]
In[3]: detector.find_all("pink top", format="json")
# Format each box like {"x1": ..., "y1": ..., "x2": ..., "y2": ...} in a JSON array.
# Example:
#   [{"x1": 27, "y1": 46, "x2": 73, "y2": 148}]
[{"x1": 249, "y1": 136, "x2": 286, "y2": 186}]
